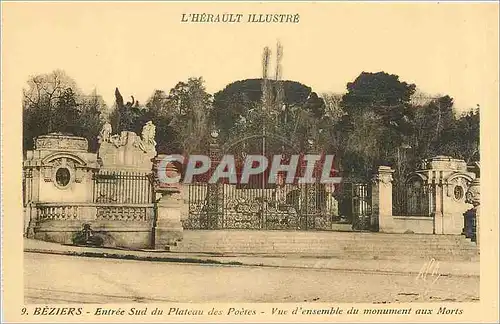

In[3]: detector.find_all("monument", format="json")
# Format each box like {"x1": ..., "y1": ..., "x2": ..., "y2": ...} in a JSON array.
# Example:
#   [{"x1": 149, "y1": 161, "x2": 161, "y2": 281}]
[{"x1": 97, "y1": 121, "x2": 157, "y2": 172}]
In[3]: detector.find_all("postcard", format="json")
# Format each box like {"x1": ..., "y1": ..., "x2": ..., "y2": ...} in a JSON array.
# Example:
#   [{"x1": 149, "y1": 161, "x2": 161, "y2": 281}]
[{"x1": 1, "y1": 1, "x2": 499, "y2": 323}]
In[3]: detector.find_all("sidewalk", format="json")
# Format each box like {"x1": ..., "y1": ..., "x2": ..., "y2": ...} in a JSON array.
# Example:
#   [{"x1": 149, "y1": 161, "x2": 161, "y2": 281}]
[{"x1": 24, "y1": 239, "x2": 479, "y2": 277}]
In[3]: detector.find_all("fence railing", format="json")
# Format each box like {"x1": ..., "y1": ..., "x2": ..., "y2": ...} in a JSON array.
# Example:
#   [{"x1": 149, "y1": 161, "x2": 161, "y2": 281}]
[
  {"x1": 393, "y1": 183, "x2": 433, "y2": 216},
  {"x1": 93, "y1": 170, "x2": 154, "y2": 204}
]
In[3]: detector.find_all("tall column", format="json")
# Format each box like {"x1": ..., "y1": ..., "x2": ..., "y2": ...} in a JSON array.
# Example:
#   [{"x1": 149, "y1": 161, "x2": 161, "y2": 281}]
[
  {"x1": 152, "y1": 155, "x2": 183, "y2": 249},
  {"x1": 371, "y1": 166, "x2": 394, "y2": 232}
]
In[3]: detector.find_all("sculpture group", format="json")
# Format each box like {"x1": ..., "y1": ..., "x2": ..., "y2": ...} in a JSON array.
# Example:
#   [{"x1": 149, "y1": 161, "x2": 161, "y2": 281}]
[{"x1": 98, "y1": 120, "x2": 156, "y2": 153}]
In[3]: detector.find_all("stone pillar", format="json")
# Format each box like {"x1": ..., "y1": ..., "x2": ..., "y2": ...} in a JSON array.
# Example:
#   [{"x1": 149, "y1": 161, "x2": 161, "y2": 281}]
[
  {"x1": 465, "y1": 178, "x2": 480, "y2": 250},
  {"x1": 372, "y1": 166, "x2": 394, "y2": 232},
  {"x1": 433, "y1": 171, "x2": 445, "y2": 234},
  {"x1": 26, "y1": 202, "x2": 37, "y2": 238},
  {"x1": 25, "y1": 166, "x2": 40, "y2": 238},
  {"x1": 154, "y1": 192, "x2": 183, "y2": 249},
  {"x1": 152, "y1": 155, "x2": 183, "y2": 249}
]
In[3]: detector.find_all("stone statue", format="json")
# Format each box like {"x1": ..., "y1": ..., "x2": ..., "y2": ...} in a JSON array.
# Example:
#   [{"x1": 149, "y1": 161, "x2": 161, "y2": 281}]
[
  {"x1": 142, "y1": 121, "x2": 156, "y2": 146},
  {"x1": 98, "y1": 122, "x2": 112, "y2": 143},
  {"x1": 136, "y1": 121, "x2": 156, "y2": 152}
]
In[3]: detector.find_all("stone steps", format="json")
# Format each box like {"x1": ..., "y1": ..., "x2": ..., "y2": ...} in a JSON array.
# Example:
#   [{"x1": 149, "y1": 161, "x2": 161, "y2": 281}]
[{"x1": 170, "y1": 230, "x2": 478, "y2": 261}]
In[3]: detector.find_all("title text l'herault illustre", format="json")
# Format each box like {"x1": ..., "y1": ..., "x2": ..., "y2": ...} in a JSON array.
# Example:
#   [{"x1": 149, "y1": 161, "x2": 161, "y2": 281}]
[{"x1": 181, "y1": 13, "x2": 300, "y2": 24}]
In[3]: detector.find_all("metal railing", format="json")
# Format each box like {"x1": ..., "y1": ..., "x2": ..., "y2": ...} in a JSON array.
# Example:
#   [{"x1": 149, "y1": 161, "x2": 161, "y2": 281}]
[
  {"x1": 393, "y1": 183, "x2": 433, "y2": 216},
  {"x1": 92, "y1": 170, "x2": 154, "y2": 204}
]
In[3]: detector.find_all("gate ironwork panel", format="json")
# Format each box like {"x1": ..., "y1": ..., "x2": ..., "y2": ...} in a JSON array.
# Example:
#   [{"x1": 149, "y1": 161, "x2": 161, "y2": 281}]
[
  {"x1": 393, "y1": 182, "x2": 433, "y2": 216},
  {"x1": 185, "y1": 182, "x2": 331, "y2": 230},
  {"x1": 351, "y1": 182, "x2": 372, "y2": 230},
  {"x1": 183, "y1": 132, "x2": 335, "y2": 231},
  {"x1": 337, "y1": 182, "x2": 372, "y2": 230},
  {"x1": 93, "y1": 170, "x2": 154, "y2": 204}
]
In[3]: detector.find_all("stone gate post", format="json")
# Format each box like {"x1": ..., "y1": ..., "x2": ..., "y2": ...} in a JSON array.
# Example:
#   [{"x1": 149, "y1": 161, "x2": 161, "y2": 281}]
[
  {"x1": 152, "y1": 155, "x2": 183, "y2": 249},
  {"x1": 432, "y1": 170, "x2": 445, "y2": 234},
  {"x1": 371, "y1": 166, "x2": 394, "y2": 232},
  {"x1": 465, "y1": 178, "x2": 480, "y2": 250}
]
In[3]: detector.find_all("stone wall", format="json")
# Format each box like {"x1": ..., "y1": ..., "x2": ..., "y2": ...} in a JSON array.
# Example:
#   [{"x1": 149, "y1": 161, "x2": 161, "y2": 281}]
[{"x1": 373, "y1": 156, "x2": 477, "y2": 235}]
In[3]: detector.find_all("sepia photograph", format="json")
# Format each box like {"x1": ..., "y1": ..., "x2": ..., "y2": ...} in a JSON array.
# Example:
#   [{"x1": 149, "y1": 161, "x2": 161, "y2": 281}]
[{"x1": 2, "y1": 1, "x2": 499, "y2": 322}]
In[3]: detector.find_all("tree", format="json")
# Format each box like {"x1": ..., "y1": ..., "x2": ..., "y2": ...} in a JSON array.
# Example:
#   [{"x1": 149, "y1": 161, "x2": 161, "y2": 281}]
[
  {"x1": 438, "y1": 107, "x2": 480, "y2": 163},
  {"x1": 23, "y1": 70, "x2": 106, "y2": 152},
  {"x1": 52, "y1": 87, "x2": 80, "y2": 133},
  {"x1": 79, "y1": 90, "x2": 108, "y2": 152},
  {"x1": 144, "y1": 90, "x2": 181, "y2": 154},
  {"x1": 342, "y1": 72, "x2": 416, "y2": 115},
  {"x1": 337, "y1": 71, "x2": 417, "y2": 180},
  {"x1": 167, "y1": 77, "x2": 212, "y2": 154},
  {"x1": 138, "y1": 78, "x2": 212, "y2": 155},
  {"x1": 212, "y1": 78, "x2": 326, "y2": 153},
  {"x1": 145, "y1": 90, "x2": 176, "y2": 118},
  {"x1": 410, "y1": 95, "x2": 456, "y2": 161},
  {"x1": 23, "y1": 70, "x2": 80, "y2": 149},
  {"x1": 321, "y1": 92, "x2": 345, "y2": 124},
  {"x1": 212, "y1": 79, "x2": 312, "y2": 132},
  {"x1": 337, "y1": 71, "x2": 480, "y2": 181}
]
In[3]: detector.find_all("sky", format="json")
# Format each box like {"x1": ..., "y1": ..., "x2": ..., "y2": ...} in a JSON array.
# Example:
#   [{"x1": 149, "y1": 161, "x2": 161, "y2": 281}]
[{"x1": 3, "y1": 2, "x2": 499, "y2": 112}]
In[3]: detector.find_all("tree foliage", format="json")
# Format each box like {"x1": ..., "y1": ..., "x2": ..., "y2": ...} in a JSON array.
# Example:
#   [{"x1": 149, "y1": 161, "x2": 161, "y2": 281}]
[
  {"x1": 109, "y1": 77, "x2": 212, "y2": 155},
  {"x1": 167, "y1": 77, "x2": 212, "y2": 154},
  {"x1": 23, "y1": 70, "x2": 107, "y2": 152},
  {"x1": 336, "y1": 71, "x2": 479, "y2": 181},
  {"x1": 212, "y1": 78, "x2": 326, "y2": 153},
  {"x1": 23, "y1": 70, "x2": 480, "y2": 179}
]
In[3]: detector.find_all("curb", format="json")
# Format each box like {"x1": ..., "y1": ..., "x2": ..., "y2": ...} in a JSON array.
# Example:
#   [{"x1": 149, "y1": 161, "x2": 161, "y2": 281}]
[
  {"x1": 24, "y1": 249, "x2": 244, "y2": 266},
  {"x1": 24, "y1": 248, "x2": 480, "y2": 278}
]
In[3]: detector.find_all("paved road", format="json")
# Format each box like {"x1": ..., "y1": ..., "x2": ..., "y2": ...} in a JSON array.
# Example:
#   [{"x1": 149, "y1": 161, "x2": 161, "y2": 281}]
[{"x1": 25, "y1": 252, "x2": 479, "y2": 304}]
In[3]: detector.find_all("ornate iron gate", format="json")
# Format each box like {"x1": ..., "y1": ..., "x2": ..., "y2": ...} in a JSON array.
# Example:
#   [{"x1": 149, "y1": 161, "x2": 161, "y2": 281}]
[
  {"x1": 185, "y1": 181, "x2": 331, "y2": 230},
  {"x1": 183, "y1": 133, "x2": 332, "y2": 230},
  {"x1": 337, "y1": 182, "x2": 372, "y2": 231}
]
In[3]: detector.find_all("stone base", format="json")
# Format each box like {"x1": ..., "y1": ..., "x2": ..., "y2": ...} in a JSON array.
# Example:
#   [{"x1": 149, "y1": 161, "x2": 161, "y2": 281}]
[
  {"x1": 154, "y1": 191, "x2": 184, "y2": 250},
  {"x1": 379, "y1": 215, "x2": 434, "y2": 234},
  {"x1": 154, "y1": 227, "x2": 183, "y2": 250},
  {"x1": 34, "y1": 230, "x2": 153, "y2": 249},
  {"x1": 33, "y1": 219, "x2": 154, "y2": 249}
]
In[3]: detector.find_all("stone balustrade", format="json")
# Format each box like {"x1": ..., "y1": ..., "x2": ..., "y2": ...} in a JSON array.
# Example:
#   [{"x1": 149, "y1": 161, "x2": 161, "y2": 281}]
[
  {"x1": 37, "y1": 204, "x2": 80, "y2": 220},
  {"x1": 95, "y1": 204, "x2": 154, "y2": 222},
  {"x1": 33, "y1": 202, "x2": 154, "y2": 222}
]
